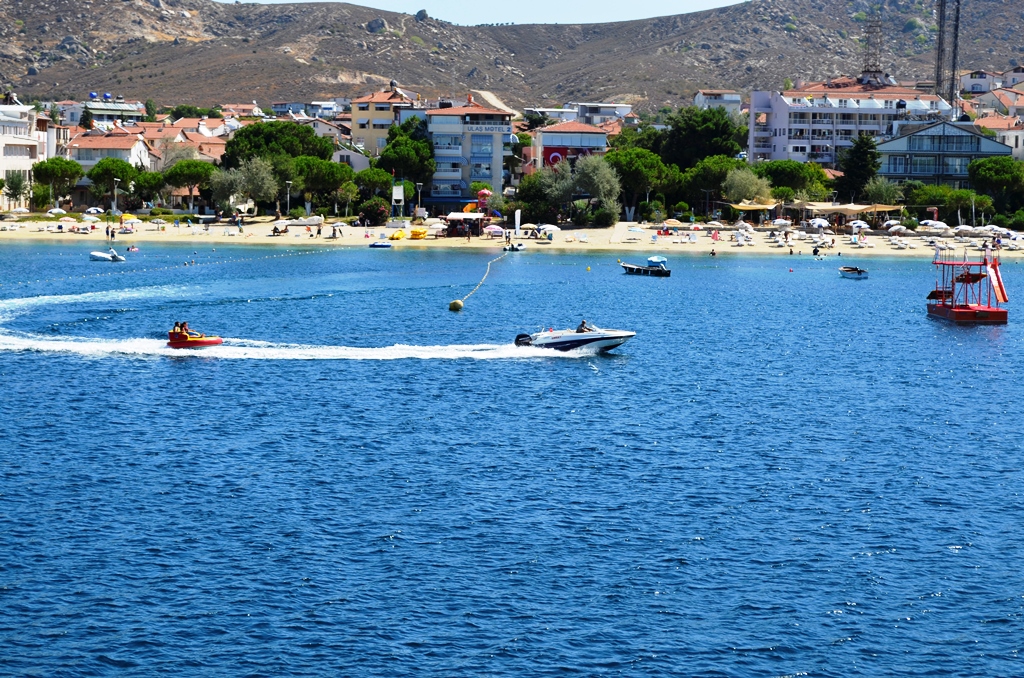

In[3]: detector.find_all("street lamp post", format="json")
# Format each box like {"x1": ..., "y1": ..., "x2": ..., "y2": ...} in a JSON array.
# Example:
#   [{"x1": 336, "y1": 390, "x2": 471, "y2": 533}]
[
  {"x1": 285, "y1": 181, "x2": 292, "y2": 215},
  {"x1": 415, "y1": 182, "x2": 422, "y2": 217},
  {"x1": 700, "y1": 189, "x2": 713, "y2": 218},
  {"x1": 113, "y1": 178, "x2": 121, "y2": 214}
]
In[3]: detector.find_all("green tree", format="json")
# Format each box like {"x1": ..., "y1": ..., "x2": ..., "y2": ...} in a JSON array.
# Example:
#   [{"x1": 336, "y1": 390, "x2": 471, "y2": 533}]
[
  {"x1": 221, "y1": 121, "x2": 335, "y2": 169},
  {"x1": 355, "y1": 167, "x2": 393, "y2": 200},
  {"x1": 608, "y1": 124, "x2": 666, "y2": 155},
  {"x1": 573, "y1": 154, "x2": 621, "y2": 210},
  {"x1": 752, "y1": 159, "x2": 825, "y2": 192},
  {"x1": 31, "y1": 182, "x2": 51, "y2": 210},
  {"x1": 680, "y1": 155, "x2": 747, "y2": 213},
  {"x1": 86, "y1": 158, "x2": 138, "y2": 205},
  {"x1": 512, "y1": 172, "x2": 558, "y2": 223},
  {"x1": 79, "y1": 107, "x2": 94, "y2": 130},
  {"x1": 862, "y1": 176, "x2": 904, "y2": 205},
  {"x1": 968, "y1": 156, "x2": 1024, "y2": 214},
  {"x1": 834, "y1": 133, "x2": 881, "y2": 201},
  {"x1": 31, "y1": 157, "x2": 84, "y2": 204},
  {"x1": 237, "y1": 157, "x2": 279, "y2": 204},
  {"x1": 538, "y1": 160, "x2": 576, "y2": 207},
  {"x1": 132, "y1": 171, "x2": 166, "y2": 204},
  {"x1": 722, "y1": 167, "x2": 772, "y2": 202},
  {"x1": 294, "y1": 156, "x2": 352, "y2": 205},
  {"x1": 377, "y1": 134, "x2": 435, "y2": 185},
  {"x1": 661, "y1": 107, "x2": 743, "y2": 170},
  {"x1": 337, "y1": 181, "x2": 360, "y2": 216},
  {"x1": 469, "y1": 181, "x2": 493, "y2": 195},
  {"x1": 3, "y1": 172, "x2": 28, "y2": 205},
  {"x1": 523, "y1": 111, "x2": 552, "y2": 130},
  {"x1": 144, "y1": 99, "x2": 157, "y2": 123},
  {"x1": 163, "y1": 160, "x2": 215, "y2": 211},
  {"x1": 604, "y1": 147, "x2": 665, "y2": 209}
]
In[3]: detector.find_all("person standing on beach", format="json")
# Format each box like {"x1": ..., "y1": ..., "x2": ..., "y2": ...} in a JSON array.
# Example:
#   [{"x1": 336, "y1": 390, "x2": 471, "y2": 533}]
[{"x1": 316, "y1": 224, "x2": 322, "y2": 238}]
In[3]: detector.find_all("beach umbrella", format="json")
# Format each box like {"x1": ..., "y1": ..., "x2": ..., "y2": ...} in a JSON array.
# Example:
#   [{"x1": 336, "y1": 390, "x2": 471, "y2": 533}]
[
  {"x1": 483, "y1": 224, "x2": 504, "y2": 234},
  {"x1": 125, "y1": 218, "x2": 142, "y2": 225},
  {"x1": 82, "y1": 215, "x2": 99, "y2": 222},
  {"x1": 540, "y1": 224, "x2": 561, "y2": 233},
  {"x1": 772, "y1": 218, "x2": 791, "y2": 226},
  {"x1": 823, "y1": 229, "x2": 835, "y2": 235},
  {"x1": 47, "y1": 207, "x2": 67, "y2": 215},
  {"x1": 59, "y1": 216, "x2": 77, "y2": 223},
  {"x1": 120, "y1": 214, "x2": 136, "y2": 220},
  {"x1": 85, "y1": 207, "x2": 103, "y2": 214},
  {"x1": 664, "y1": 218, "x2": 683, "y2": 226},
  {"x1": 809, "y1": 217, "x2": 829, "y2": 228},
  {"x1": 11, "y1": 207, "x2": 29, "y2": 213},
  {"x1": 150, "y1": 218, "x2": 167, "y2": 224},
  {"x1": 888, "y1": 224, "x2": 906, "y2": 233}
]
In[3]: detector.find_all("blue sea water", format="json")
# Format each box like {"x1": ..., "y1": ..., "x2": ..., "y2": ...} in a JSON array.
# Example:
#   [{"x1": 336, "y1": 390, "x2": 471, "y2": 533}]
[{"x1": 1, "y1": 241, "x2": 1023, "y2": 676}]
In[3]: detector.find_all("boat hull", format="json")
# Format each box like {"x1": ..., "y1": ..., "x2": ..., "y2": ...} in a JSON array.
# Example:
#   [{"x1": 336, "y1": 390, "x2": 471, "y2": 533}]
[
  {"x1": 90, "y1": 252, "x2": 126, "y2": 262},
  {"x1": 621, "y1": 262, "x2": 670, "y2": 277},
  {"x1": 167, "y1": 332, "x2": 224, "y2": 348},
  {"x1": 927, "y1": 304, "x2": 1007, "y2": 325},
  {"x1": 839, "y1": 267, "x2": 867, "y2": 279},
  {"x1": 369, "y1": 242, "x2": 392, "y2": 248},
  {"x1": 517, "y1": 328, "x2": 635, "y2": 352}
]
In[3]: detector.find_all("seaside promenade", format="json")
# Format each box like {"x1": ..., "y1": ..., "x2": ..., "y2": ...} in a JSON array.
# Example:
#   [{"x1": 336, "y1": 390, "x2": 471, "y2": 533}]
[{"x1": 0, "y1": 217, "x2": 1019, "y2": 259}]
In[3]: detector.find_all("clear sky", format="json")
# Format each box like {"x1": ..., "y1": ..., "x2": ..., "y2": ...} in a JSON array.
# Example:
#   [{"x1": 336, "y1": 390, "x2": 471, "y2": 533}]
[{"x1": 226, "y1": 0, "x2": 744, "y2": 27}]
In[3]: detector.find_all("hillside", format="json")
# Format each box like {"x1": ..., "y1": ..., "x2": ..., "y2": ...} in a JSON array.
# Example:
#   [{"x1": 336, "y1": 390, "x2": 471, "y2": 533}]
[{"x1": 2, "y1": 0, "x2": 1021, "y2": 111}]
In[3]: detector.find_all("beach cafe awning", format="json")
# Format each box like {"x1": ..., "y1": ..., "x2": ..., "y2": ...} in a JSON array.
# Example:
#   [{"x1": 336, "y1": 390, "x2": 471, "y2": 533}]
[
  {"x1": 446, "y1": 212, "x2": 487, "y2": 220},
  {"x1": 792, "y1": 202, "x2": 902, "y2": 215},
  {"x1": 729, "y1": 200, "x2": 779, "y2": 211}
]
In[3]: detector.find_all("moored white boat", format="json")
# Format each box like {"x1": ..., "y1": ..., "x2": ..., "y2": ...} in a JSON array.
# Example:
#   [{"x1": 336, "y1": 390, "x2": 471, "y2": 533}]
[
  {"x1": 839, "y1": 266, "x2": 868, "y2": 279},
  {"x1": 90, "y1": 248, "x2": 126, "y2": 262}
]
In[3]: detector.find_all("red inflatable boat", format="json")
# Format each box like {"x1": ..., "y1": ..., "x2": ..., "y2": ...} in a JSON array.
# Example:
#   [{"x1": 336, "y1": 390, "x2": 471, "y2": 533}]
[{"x1": 167, "y1": 330, "x2": 223, "y2": 349}]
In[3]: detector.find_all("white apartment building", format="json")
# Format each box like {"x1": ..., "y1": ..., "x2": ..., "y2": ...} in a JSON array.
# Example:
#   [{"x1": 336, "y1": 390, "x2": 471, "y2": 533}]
[
  {"x1": 63, "y1": 96, "x2": 146, "y2": 130},
  {"x1": 426, "y1": 100, "x2": 512, "y2": 205},
  {"x1": 0, "y1": 105, "x2": 49, "y2": 209},
  {"x1": 748, "y1": 76, "x2": 951, "y2": 166},
  {"x1": 1003, "y1": 66, "x2": 1024, "y2": 89},
  {"x1": 959, "y1": 71, "x2": 1002, "y2": 94},
  {"x1": 567, "y1": 102, "x2": 633, "y2": 125},
  {"x1": 524, "y1": 107, "x2": 579, "y2": 123},
  {"x1": 694, "y1": 90, "x2": 743, "y2": 115}
]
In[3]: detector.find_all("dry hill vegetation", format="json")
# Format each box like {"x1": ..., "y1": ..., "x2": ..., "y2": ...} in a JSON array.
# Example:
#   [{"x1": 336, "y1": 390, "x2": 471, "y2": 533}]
[{"x1": 2, "y1": 0, "x2": 1022, "y2": 111}]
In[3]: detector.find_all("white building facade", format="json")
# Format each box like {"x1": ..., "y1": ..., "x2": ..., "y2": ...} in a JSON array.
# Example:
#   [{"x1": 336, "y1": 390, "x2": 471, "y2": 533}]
[
  {"x1": 694, "y1": 90, "x2": 743, "y2": 115},
  {"x1": 426, "y1": 103, "x2": 512, "y2": 205},
  {"x1": 748, "y1": 78, "x2": 951, "y2": 166},
  {"x1": 0, "y1": 105, "x2": 49, "y2": 209}
]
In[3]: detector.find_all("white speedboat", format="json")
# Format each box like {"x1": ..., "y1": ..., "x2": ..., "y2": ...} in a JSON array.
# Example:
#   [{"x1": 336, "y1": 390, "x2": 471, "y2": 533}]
[
  {"x1": 839, "y1": 266, "x2": 868, "y2": 279},
  {"x1": 90, "y1": 249, "x2": 126, "y2": 262},
  {"x1": 515, "y1": 325, "x2": 635, "y2": 352}
]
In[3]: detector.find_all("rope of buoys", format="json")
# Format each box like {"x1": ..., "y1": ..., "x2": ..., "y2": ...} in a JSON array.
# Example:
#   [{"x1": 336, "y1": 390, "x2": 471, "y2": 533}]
[
  {"x1": 449, "y1": 251, "x2": 508, "y2": 312},
  {"x1": 0, "y1": 248, "x2": 338, "y2": 288}
]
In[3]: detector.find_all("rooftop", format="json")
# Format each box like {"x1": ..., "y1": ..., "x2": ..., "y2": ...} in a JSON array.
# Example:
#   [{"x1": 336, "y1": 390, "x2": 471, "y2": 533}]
[{"x1": 538, "y1": 121, "x2": 607, "y2": 134}]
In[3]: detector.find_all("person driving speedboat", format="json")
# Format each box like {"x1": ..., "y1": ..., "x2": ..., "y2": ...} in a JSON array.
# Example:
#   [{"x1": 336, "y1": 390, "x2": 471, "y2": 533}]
[{"x1": 576, "y1": 320, "x2": 592, "y2": 333}]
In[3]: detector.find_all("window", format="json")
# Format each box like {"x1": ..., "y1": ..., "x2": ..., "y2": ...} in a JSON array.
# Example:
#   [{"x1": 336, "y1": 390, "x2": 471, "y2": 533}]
[
  {"x1": 944, "y1": 156, "x2": 970, "y2": 175},
  {"x1": 372, "y1": 122, "x2": 391, "y2": 130},
  {"x1": 377, "y1": 137, "x2": 387, "y2": 149},
  {"x1": 357, "y1": 103, "x2": 369, "y2": 111},
  {"x1": 470, "y1": 161, "x2": 492, "y2": 178},
  {"x1": 470, "y1": 134, "x2": 492, "y2": 156},
  {"x1": 433, "y1": 135, "x2": 461, "y2": 149},
  {"x1": 374, "y1": 103, "x2": 390, "y2": 111},
  {"x1": 791, "y1": 145, "x2": 807, "y2": 153},
  {"x1": 888, "y1": 156, "x2": 906, "y2": 173},
  {"x1": 435, "y1": 161, "x2": 461, "y2": 173},
  {"x1": 912, "y1": 156, "x2": 937, "y2": 174},
  {"x1": 884, "y1": 99, "x2": 894, "y2": 109},
  {"x1": 943, "y1": 135, "x2": 979, "y2": 152}
]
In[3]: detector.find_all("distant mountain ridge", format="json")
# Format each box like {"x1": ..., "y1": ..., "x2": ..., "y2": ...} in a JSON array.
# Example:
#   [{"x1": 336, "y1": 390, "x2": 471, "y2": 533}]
[{"x1": 2, "y1": 0, "x2": 1021, "y2": 111}]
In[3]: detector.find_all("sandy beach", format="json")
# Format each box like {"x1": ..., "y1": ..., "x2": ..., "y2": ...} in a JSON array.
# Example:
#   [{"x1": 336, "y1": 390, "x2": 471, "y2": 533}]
[{"x1": 1, "y1": 217, "x2": 1019, "y2": 260}]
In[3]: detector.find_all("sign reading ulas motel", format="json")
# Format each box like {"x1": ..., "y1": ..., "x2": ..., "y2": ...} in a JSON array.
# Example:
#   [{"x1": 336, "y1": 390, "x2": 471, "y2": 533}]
[{"x1": 464, "y1": 124, "x2": 512, "y2": 133}]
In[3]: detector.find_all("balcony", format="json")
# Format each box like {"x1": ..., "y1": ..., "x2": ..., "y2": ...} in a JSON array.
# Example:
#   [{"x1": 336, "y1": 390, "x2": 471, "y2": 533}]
[
  {"x1": 433, "y1": 168, "x2": 462, "y2": 179},
  {"x1": 433, "y1": 144, "x2": 463, "y2": 155},
  {"x1": 753, "y1": 124, "x2": 770, "y2": 134}
]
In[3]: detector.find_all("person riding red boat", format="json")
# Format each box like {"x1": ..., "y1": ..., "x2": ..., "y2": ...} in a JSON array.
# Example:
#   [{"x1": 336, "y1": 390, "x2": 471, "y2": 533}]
[{"x1": 167, "y1": 321, "x2": 223, "y2": 348}]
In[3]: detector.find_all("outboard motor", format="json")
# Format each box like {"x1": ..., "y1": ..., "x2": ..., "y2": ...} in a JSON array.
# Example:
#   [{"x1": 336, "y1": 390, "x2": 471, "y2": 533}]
[{"x1": 514, "y1": 333, "x2": 533, "y2": 347}]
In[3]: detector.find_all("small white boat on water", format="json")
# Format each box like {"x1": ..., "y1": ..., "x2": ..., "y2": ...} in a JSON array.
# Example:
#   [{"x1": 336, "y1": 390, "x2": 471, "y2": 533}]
[
  {"x1": 90, "y1": 248, "x2": 126, "y2": 262},
  {"x1": 514, "y1": 324, "x2": 635, "y2": 352},
  {"x1": 839, "y1": 266, "x2": 868, "y2": 279},
  {"x1": 503, "y1": 242, "x2": 526, "y2": 252}
]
